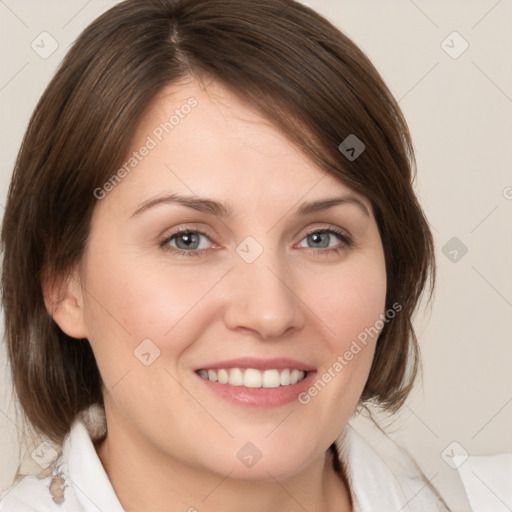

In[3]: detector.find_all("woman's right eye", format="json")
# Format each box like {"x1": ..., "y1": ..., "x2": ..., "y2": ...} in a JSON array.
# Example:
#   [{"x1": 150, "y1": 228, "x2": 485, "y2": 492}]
[{"x1": 159, "y1": 229, "x2": 213, "y2": 257}]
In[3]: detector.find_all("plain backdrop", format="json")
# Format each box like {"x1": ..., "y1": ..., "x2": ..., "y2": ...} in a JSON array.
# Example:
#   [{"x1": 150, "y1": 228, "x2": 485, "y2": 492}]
[{"x1": 1, "y1": 1, "x2": 511, "y2": 511}]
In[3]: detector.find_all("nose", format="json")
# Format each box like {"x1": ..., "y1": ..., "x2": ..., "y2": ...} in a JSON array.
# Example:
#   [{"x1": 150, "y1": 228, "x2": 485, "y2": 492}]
[{"x1": 223, "y1": 249, "x2": 305, "y2": 340}]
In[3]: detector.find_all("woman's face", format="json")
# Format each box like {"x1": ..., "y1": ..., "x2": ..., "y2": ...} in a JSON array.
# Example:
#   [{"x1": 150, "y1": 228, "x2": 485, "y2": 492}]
[{"x1": 73, "y1": 77, "x2": 386, "y2": 480}]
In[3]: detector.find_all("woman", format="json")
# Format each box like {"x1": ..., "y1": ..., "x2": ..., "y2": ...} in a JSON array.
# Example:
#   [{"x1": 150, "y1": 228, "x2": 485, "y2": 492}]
[{"x1": 0, "y1": 0, "x2": 453, "y2": 510}]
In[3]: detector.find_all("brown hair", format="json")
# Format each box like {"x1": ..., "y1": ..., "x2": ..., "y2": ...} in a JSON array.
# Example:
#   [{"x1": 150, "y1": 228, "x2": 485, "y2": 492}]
[{"x1": 1, "y1": 0, "x2": 434, "y2": 443}]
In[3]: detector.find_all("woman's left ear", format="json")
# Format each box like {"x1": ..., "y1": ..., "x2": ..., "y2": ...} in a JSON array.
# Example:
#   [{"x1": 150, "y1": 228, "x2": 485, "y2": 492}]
[{"x1": 42, "y1": 268, "x2": 89, "y2": 339}]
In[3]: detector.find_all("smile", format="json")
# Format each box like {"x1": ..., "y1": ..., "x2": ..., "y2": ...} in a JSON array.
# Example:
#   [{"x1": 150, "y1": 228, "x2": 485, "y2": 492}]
[{"x1": 197, "y1": 368, "x2": 307, "y2": 388}]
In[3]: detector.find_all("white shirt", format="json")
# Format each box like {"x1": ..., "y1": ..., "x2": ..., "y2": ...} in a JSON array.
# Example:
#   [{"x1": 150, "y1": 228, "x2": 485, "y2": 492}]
[{"x1": 0, "y1": 410, "x2": 452, "y2": 511}]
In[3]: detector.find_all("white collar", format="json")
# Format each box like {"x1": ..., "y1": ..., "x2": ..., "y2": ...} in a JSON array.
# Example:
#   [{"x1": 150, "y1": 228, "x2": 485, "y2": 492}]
[
  {"x1": 337, "y1": 417, "x2": 450, "y2": 511},
  {"x1": 63, "y1": 420, "x2": 124, "y2": 512}
]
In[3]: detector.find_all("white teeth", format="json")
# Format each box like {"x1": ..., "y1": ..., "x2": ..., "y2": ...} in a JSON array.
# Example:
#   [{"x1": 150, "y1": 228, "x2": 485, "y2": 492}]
[
  {"x1": 244, "y1": 368, "x2": 262, "y2": 388},
  {"x1": 229, "y1": 368, "x2": 244, "y2": 386},
  {"x1": 197, "y1": 367, "x2": 306, "y2": 388},
  {"x1": 263, "y1": 369, "x2": 281, "y2": 388},
  {"x1": 218, "y1": 369, "x2": 229, "y2": 384},
  {"x1": 290, "y1": 369, "x2": 301, "y2": 385},
  {"x1": 280, "y1": 368, "x2": 291, "y2": 386}
]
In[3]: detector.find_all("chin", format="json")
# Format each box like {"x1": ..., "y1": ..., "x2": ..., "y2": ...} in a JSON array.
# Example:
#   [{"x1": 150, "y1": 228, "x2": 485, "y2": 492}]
[{"x1": 191, "y1": 431, "x2": 322, "y2": 482}]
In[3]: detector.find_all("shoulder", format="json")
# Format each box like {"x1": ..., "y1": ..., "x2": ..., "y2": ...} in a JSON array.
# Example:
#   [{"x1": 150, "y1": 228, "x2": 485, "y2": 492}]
[{"x1": 336, "y1": 411, "x2": 451, "y2": 511}]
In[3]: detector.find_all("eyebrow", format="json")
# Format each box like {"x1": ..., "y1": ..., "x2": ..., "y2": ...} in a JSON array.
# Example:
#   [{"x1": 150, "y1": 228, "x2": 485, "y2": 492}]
[{"x1": 130, "y1": 193, "x2": 370, "y2": 219}]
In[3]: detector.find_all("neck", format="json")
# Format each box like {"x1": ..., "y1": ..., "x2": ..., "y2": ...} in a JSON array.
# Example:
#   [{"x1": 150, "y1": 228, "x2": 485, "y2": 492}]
[{"x1": 95, "y1": 418, "x2": 352, "y2": 512}]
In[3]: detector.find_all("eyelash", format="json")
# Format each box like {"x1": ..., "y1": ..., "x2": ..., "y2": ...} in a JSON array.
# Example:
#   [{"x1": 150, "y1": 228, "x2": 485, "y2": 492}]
[{"x1": 159, "y1": 226, "x2": 353, "y2": 258}]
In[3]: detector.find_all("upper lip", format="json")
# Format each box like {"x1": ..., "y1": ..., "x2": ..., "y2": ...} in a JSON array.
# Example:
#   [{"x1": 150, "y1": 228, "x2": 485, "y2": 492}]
[{"x1": 195, "y1": 357, "x2": 316, "y2": 372}]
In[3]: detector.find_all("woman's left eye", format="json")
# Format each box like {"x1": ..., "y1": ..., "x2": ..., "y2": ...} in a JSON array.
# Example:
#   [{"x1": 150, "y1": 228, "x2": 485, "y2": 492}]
[
  {"x1": 159, "y1": 227, "x2": 351, "y2": 257},
  {"x1": 296, "y1": 228, "x2": 351, "y2": 254}
]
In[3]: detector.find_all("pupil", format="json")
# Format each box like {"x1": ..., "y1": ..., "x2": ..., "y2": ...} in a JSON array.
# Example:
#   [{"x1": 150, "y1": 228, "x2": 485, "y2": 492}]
[
  {"x1": 179, "y1": 232, "x2": 198, "y2": 249},
  {"x1": 310, "y1": 232, "x2": 328, "y2": 248}
]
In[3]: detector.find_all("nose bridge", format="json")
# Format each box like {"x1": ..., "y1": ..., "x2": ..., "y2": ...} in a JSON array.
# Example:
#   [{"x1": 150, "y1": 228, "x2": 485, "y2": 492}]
[{"x1": 224, "y1": 236, "x2": 303, "y2": 339}]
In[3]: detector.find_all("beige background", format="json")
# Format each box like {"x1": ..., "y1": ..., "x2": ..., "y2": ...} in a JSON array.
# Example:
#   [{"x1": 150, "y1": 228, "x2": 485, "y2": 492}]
[{"x1": 1, "y1": 1, "x2": 511, "y2": 510}]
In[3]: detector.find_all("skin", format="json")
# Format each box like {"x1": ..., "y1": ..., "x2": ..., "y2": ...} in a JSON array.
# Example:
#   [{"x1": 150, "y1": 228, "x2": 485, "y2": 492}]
[{"x1": 48, "y1": 77, "x2": 387, "y2": 512}]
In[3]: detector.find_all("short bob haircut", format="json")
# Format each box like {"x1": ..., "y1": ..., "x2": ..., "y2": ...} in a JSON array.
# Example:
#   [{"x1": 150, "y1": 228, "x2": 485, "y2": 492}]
[{"x1": 1, "y1": 0, "x2": 434, "y2": 443}]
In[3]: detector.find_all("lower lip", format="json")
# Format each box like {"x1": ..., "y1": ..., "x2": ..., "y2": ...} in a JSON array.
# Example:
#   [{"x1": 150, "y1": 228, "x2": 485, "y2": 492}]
[{"x1": 195, "y1": 371, "x2": 317, "y2": 408}]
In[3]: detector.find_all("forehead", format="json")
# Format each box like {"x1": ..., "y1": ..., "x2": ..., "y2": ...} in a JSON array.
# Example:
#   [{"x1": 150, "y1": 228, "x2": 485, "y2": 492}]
[{"x1": 97, "y1": 77, "x2": 370, "y2": 218}]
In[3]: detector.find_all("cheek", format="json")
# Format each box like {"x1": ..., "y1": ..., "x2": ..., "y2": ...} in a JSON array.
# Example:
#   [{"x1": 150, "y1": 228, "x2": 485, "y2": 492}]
[
  {"x1": 317, "y1": 254, "x2": 387, "y2": 350},
  {"x1": 81, "y1": 248, "x2": 220, "y2": 369},
  {"x1": 80, "y1": 252, "x2": 213, "y2": 428},
  {"x1": 303, "y1": 250, "x2": 387, "y2": 402},
  {"x1": 290, "y1": 260, "x2": 385, "y2": 432}
]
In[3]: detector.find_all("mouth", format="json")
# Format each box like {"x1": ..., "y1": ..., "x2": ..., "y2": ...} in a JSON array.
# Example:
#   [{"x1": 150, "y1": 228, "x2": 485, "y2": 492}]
[
  {"x1": 196, "y1": 367, "x2": 308, "y2": 388},
  {"x1": 193, "y1": 357, "x2": 316, "y2": 408}
]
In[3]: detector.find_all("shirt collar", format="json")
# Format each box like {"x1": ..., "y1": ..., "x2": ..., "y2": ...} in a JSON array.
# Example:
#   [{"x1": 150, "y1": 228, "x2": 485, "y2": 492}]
[
  {"x1": 64, "y1": 419, "x2": 125, "y2": 512},
  {"x1": 336, "y1": 419, "x2": 449, "y2": 511},
  {"x1": 336, "y1": 423, "x2": 412, "y2": 511}
]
